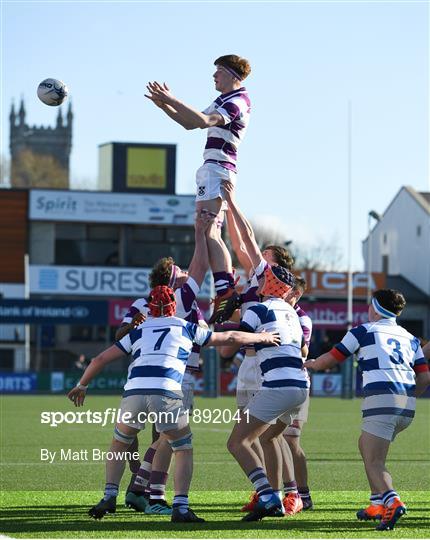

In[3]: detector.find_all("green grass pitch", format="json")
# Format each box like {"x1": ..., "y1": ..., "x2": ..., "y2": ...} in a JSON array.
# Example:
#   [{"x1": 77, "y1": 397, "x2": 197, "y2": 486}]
[{"x1": 1, "y1": 395, "x2": 429, "y2": 538}]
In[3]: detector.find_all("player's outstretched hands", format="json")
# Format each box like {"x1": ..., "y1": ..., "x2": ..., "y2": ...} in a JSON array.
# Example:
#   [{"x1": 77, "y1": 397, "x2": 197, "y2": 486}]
[
  {"x1": 257, "y1": 331, "x2": 281, "y2": 346},
  {"x1": 68, "y1": 386, "x2": 87, "y2": 407},
  {"x1": 145, "y1": 81, "x2": 175, "y2": 106}
]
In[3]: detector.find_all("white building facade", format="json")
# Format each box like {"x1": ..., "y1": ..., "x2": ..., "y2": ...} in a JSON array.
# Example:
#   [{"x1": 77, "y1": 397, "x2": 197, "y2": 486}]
[{"x1": 363, "y1": 186, "x2": 430, "y2": 336}]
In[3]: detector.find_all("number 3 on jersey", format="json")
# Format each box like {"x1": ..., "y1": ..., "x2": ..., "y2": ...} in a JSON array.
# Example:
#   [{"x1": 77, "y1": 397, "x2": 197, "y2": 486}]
[
  {"x1": 153, "y1": 328, "x2": 171, "y2": 351},
  {"x1": 387, "y1": 338, "x2": 404, "y2": 365}
]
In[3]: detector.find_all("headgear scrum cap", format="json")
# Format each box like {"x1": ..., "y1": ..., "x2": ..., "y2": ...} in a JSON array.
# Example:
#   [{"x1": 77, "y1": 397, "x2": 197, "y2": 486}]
[
  {"x1": 148, "y1": 285, "x2": 176, "y2": 317},
  {"x1": 258, "y1": 265, "x2": 296, "y2": 299}
]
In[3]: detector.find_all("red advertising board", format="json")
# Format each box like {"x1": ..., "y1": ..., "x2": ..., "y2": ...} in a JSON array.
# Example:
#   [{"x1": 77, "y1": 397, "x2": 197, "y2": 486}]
[
  {"x1": 299, "y1": 302, "x2": 369, "y2": 328},
  {"x1": 109, "y1": 299, "x2": 135, "y2": 326},
  {"x1": 108, "y1": 299, "x2": 212, "y2": 326}
]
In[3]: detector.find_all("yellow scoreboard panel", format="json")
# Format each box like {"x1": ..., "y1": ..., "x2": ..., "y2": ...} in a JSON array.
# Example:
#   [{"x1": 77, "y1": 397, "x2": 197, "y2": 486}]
[{"x1": 126, "y1": 147, "x2": 167, "y2": 189}]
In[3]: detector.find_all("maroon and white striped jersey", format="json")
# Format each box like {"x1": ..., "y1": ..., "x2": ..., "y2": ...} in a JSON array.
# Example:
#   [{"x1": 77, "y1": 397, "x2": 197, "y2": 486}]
[{"x1": 202, "y1": 87, "x2": 251, "y2": 172}]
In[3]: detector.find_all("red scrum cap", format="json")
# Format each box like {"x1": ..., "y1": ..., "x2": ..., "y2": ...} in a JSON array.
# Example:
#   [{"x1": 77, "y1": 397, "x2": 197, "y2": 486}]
[{"x1": 148, "y1": 285, "x2": 176, "y2": 317}]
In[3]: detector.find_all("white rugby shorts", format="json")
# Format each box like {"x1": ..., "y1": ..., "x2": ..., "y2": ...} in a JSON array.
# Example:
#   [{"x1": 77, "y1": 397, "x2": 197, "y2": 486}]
[
  {"x1": 195, "y1": 162, "x2": 236, "y2": 202},
  {"x1": 245, "y1": 387, "x2": 308, "y2": 426}
]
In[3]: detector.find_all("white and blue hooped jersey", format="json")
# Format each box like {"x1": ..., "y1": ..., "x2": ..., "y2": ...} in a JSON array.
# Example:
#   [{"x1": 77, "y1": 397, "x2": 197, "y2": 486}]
[
  {"x1": 240, "y1": 298, "x2": 308, "y2": 390},
  {"x1": 120, "y1": 277, "x2": 206, "y2": 371},
  {"x1": 332, "y1": 319, "x2": 426, "y2": 418},
  {"x1": 115, "y1": 316, "x2": 212, "y2": 399}
]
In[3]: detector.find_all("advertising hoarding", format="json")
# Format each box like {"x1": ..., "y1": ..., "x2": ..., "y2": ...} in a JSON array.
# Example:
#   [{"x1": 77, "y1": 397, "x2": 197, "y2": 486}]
[
  {"x1": 108, "y1": 298, "x2": 211, "y2": 325},
  {"x1": 299, "y1": 302, "x2": 369, "y2": 328},
  {"x1": 0, "y1": 372, "x2": 37, "y2": 393},
  {"x1": 30, "y1": 266, "x2": 213, "y2": 298},
  {"x1": 0, "y1": 299, "x2": 108, "y2": 324},
  {"x1": 29, "y1": 189, "x2": 194, "y2": 225},
  {"x1": 311, "y1": 374, "x2": 342, "y2": 396},
  {"x1": 300, "y1": 271, "x2": 386, "y2": 299}
]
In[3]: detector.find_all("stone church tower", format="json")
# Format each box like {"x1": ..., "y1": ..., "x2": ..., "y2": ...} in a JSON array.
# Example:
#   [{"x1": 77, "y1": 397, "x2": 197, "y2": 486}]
[{"x1": 9, "y1": 98, "x2": 73, "y2": 188}]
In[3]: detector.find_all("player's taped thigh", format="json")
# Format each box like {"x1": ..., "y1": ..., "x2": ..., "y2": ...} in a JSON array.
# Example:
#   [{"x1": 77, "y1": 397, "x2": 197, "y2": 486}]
[
  {"x1": 168, "y1": 432, "x2": 193, "y2": 452},
  {"x1": 284, "y1": 419, "x2": 302, "y2": 438},
  {"x1": 214, "y1": 214, "x2": 224, "y2": 229},
  {"x1": 114, "y1": 426, "x2": 137, "y2": 445},
  {"x1": 198, "y1": 208, "x2": 225, "y2": 229}
]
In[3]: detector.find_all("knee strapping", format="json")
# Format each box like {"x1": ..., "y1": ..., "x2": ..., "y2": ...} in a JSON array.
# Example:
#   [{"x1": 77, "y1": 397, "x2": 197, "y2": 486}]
[
  {"x1": 169, "y1": 433, "x2": 193, "y2": 452},
  {"x1": 114, "y1": 427, "x2": 136, "y2": 445}
]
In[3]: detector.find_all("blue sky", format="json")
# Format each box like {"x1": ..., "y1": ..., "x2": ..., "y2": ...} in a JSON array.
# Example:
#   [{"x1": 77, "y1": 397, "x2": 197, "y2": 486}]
[{"x1": 1, "y1": 0, "x2": 428, "y2": 270}]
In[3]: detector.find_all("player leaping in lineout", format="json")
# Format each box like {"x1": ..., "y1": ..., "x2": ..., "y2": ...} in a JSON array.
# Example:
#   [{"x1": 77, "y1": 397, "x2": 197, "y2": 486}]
[{"x1": 145, "y1": 54, "x2": 251, "y2": 324}]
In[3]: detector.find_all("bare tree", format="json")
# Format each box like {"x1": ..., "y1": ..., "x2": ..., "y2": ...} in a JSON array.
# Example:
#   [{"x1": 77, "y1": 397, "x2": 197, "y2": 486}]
[
  {"x1": 292, "y1": 233, "x2": 344, "y2": 271},
  {"x1": 12, "y1": 149, "x2": 68, "y2": 188},
  {"x1": 250, "y1": 218, "x2": 291, "y2": 249},
  {"x1": 225, "y1": 215, "x2": 292, "y2": 269},
  {"x1": 229, "y1": 214, "x2": 344, "y2": 271}
]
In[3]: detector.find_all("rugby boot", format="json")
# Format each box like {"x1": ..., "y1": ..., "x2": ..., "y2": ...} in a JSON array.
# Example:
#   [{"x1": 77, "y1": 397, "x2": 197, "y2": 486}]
[
  {"x1": 208, "y1": 289, "x2": 242, "y2": 324},
  {"x1": 283, "y1": 492, "x2": 303, "y2": 515},
  {"x1": 145, "y1": 499, "x2": 172, "y2": 515},
  {"x1": 356, "y1": 503, "x2": 384, "y2": 521},
  {"x1": 242, "y1": 493, "x2": 284, "y2": 522},
  {"x1": 375, "y1": 499, "x2": 407, "y2": 531},
  {"x1": 241, "y1": 491, "x2": 259, "y2": 512},
  {"x1": 88, "y1": 496, "x2": 116, "y2": 519},
  {"x1": 125, "y1": 491, "x2": 149, "y2": 512},
  {"x1": 302, "y1": 496, "x2": 314, "y2": 511},
  {"x1": 171, "y1": 507, "x2": 205, "y2": 523}
]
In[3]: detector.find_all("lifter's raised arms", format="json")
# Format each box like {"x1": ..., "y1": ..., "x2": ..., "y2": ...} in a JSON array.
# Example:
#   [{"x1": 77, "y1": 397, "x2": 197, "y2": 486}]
[{"x1": 220, "y1": 183, "x2": 313, "y2": 516}]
